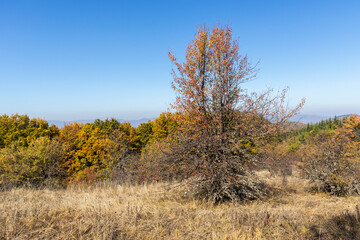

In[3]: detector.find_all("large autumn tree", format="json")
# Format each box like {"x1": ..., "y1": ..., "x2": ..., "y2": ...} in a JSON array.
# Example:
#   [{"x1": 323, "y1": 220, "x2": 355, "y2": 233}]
[{"x1": 164, "y1": 25, "x2": 304, "y2": 202}]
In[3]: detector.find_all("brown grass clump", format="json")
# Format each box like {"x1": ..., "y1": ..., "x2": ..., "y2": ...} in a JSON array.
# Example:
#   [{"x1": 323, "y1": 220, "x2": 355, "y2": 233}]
[{"x1": 1, "y1": 173, "x2": 360, "y2": 239}]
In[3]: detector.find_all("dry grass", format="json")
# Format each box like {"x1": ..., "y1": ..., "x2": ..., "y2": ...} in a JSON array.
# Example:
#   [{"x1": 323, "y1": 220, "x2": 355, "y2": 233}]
[{"x1": 1, "y1": 172, "x2": 360, "y2": 239}]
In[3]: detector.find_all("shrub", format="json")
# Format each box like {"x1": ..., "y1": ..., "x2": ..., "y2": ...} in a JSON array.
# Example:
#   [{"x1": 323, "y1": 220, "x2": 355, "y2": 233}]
[
  {"x1": 260, "y1": 138, "x2": 300, "y2": 185},
  {"x1": 300, "y1": 130, "x2": 360, "y2": 196},
  {"x1": 0, "y1": 137, "x2": 65, "y2": 188}
]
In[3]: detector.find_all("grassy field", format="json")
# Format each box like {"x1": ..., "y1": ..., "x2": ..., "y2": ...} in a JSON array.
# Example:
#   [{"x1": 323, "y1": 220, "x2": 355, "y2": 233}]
[{"x1": 1, "y1": 172, "x2": 360, "y2": 240}]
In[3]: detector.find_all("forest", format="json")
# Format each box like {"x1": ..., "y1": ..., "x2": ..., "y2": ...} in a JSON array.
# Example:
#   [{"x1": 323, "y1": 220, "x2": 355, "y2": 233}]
[{"x1": 1, "y1": 26, "x2": 360, "y2": 239}]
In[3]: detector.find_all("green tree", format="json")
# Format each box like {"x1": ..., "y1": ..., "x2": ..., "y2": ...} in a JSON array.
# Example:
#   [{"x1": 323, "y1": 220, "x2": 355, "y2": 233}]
[{"x1": 136, "y1": 121, "x2": 154, "y2": 147}]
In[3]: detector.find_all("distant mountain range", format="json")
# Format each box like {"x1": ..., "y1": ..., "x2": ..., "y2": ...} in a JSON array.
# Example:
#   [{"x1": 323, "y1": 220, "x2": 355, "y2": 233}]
[
  {"x1": 290, "y1": 114, "x2": 354, "y2": 124},
  {"x1": 48, "y1": 118, "x2": 155, "y2": 128},
  {"x1": 48, "y1": 114, "x2": 356, "y2": 128},
  {"x1": 289, "y1": 114, "x2": 330, "y2": 124}
]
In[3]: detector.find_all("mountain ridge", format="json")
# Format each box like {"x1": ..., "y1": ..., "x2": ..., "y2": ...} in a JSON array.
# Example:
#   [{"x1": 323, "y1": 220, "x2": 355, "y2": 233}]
[
  {"x1": 47, "y1": 114, "x2": 357, "y2": 128},
  {"x1": 290, "y1": 114, "x2": 357, "y2": 124},
  {"x1": 48, "y1": 118, "x2": 155, "y2": 128}
]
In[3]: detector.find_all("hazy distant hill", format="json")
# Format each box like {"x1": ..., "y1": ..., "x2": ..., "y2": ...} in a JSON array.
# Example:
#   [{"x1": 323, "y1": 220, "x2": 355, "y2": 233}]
[
  {"x1": 289, "y1": 114, "x2": 331, "y2": 124},
  {"x1": 290, "y1": 114, "x2": 357, "y2": 124},
  {"x1": 284, "y1": 121, "x2": 307, "y2": 131},
  {"x1": 337, "y1": 114, "x2": 352, "y2": 120},
  {"x1": 284, "y1": 114, "x2": 356, "y2": 131},
  {"x1": 48, "y1": 118, "x2": 155, "y2": 128},
  {"x1": 48, "y1": 114, "x2": 356, "y2": 128},
  {"x1": 122, "y1": 118, "x2": 155, "y2": 127}
]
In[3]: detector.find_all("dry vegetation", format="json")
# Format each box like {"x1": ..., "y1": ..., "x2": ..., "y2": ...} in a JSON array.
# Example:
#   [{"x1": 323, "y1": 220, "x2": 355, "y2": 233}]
[{"x1": 1, "y1": 171, "x2": 360, "y2": 240}]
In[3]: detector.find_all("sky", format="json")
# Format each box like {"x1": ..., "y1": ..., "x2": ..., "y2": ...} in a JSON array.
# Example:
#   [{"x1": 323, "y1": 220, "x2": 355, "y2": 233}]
[{"x1": 0, "y1": 0, "x2": 359, "y2": 121}]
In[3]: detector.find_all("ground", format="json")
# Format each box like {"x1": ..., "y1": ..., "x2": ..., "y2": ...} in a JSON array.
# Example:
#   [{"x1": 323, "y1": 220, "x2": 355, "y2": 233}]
[{"x1": 1, "y1": 171, "x2": 359, "y2": 239}]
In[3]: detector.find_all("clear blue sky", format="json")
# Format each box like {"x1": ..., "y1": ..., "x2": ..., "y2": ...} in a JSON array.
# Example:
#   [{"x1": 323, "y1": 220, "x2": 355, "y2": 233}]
[{"x1": 1, "y1": 0, "x2": 359, "y2": 121}]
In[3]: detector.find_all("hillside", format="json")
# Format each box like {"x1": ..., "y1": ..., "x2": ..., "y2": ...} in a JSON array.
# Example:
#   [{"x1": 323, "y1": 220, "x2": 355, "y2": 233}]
[{"x1": 284, "y1": 121, "x2": 306, "y2": 131}]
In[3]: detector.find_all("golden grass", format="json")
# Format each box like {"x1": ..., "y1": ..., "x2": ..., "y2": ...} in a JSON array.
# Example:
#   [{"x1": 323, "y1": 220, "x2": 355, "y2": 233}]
[{"x1": 1, "y1": 172, "x2": 359, "y2": 239}]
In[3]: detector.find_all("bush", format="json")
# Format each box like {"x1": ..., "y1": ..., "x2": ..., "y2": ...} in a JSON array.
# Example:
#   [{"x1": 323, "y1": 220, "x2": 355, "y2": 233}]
[
  {"x1": 260, "y1": 138, "x2": 299, "y2": 185},
  {"x1": 300, "y1": 130, "x2": 360, "y2": 196},
  {"x1": 0, "y1": 137, "x2": 65, "y2": 188}
]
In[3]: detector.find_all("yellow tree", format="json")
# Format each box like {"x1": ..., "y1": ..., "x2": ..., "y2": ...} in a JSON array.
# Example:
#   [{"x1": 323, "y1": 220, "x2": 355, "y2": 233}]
[{"x1": 59, "y1": 120, "x2": 140, "y2": 182}]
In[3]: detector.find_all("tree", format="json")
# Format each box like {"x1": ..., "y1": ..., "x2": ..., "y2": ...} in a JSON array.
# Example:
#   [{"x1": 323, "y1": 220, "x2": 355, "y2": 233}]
[
  {"x1": 340, "y1": 114, "x2": 360, "y2": 142},
  {"x1": 59, "y1": 120, "x2": 140, "y2": 182},
  {"x1": 161, "y1": 25, "x2": 304, "y2": 202},
  {"x1": 0, "y1": 114, "x2": 57, "y2": 148},
  {"x1": 151, "y1": 112, "x2": 178, "y2": 142},
  {"x1": 136, "y1": 121, "x2": 154, "y2": 147}
]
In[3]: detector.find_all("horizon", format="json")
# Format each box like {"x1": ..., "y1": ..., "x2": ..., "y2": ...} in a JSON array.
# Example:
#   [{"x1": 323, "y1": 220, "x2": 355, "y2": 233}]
[
  {"x1": 1, "y1": 1, "x2": 359, "y2": 120},
  {"x1": 2, "y1": 113, "x2": 352, "y2": 129},
  {"x1": 39, "y1": 113, "x2": 360, "y2": 121}
]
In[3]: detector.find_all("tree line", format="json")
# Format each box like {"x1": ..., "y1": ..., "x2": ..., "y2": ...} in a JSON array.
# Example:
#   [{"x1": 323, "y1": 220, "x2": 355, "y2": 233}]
[{"x1": 0, "y1": 113, "x2": 181, "y2": 186}]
